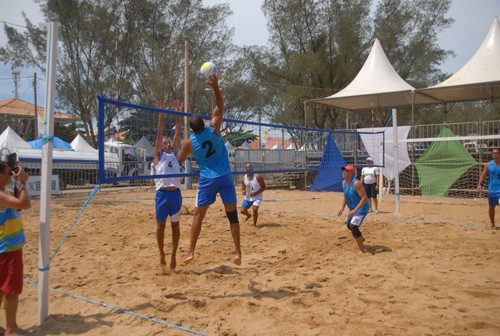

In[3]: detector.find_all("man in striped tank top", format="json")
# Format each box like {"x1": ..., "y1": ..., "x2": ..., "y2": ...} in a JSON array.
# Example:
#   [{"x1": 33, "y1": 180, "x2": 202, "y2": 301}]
[
  {"x1": 478, "y1": 148, "x2": 500, "y2": 229},
  {"x1": 0, "y1": 159, "x2": 32, "y2": 336}
]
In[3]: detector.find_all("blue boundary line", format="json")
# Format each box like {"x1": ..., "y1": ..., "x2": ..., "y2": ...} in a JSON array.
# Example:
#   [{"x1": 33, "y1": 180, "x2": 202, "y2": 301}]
[{"x1": 26, "y1": 280, "x2": 211, "y2": 336}]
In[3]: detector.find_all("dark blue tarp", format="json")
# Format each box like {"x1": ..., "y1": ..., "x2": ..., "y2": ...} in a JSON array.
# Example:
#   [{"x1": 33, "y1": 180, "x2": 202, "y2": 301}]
[
  {"x1": 308, "y1": 132, "x2": 346, "y2": 192},
  {"x1": 28, "y1": 137, "x2": 74, "y2": 151}
]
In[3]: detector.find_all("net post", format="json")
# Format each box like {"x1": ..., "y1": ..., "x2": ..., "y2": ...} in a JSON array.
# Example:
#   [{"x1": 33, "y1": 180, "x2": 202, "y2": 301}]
[{"x1": 38, "y1": 21, "x2": 58, "y2": 324}]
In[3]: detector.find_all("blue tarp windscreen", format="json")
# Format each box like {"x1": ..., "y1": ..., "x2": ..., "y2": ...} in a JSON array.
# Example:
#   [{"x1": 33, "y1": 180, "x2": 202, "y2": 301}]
[
  {"x1": 308, "y1": 132, "x2": 346, "y2": 192},
  {"x1": 28, "y1": 137, "x2": 74, "y2": 151}
]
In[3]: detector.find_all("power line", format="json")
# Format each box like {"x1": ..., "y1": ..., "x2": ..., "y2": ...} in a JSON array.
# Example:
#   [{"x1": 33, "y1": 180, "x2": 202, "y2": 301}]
[{"x1": 0, "y1": 20, "x2": 27, "y2": 29}]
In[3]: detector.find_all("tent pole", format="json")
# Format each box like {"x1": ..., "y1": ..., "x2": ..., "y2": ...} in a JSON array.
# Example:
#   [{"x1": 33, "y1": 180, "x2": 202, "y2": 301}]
[
  {"x1": 392, "y1": 108, "x2": 400, "y2": 214},
  {"x1": 303, "y1": 100, "x2": 307, "y2": 190},
  {"x1": 410, "y1": 90, "x2": 415, "y2": 196}
]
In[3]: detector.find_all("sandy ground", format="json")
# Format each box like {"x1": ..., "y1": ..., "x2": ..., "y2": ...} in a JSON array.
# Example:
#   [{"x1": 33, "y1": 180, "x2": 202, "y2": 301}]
[{"x1": 1, "y1": 186, "x2": 499, "y2": 336}]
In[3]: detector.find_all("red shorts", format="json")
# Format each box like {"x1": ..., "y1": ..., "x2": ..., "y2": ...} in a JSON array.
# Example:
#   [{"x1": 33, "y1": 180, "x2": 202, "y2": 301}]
[{"x1": 0, "y1": 249, "x2": 24, "y2": 296}]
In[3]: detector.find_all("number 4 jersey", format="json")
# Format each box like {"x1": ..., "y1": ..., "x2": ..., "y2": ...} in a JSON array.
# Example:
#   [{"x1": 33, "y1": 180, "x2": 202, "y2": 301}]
[
  {"x1": 155, "y1": 152, "x2": 181, "y2": 190},
  {"x1": 191, "y1": 125, "x2": 231, "y2": 178}
]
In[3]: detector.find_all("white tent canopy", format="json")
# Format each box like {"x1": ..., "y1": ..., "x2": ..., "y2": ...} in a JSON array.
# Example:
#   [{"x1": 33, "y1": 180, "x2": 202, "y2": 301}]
[
  {"x1": 0, "y1": 126, "x2": 33, "y2": 150},
  {"x1": 225, "y1": 141, "x2": 235, "y2": 151},
  {"x1": 239, "y1": 141, "x2": 251, "y2": 149},
  {"x1": 311, "y1": 39, "x2": 439, "y2": 110},
  {"x1": 71, "y1": 134, "x2": 97, "y2": 152},
  {"x1": 420, "y1": 16, "x2": 500, "y2": 102},
  {"x1": 135, "y1": 136, "x2": 154, "y2": 157}
]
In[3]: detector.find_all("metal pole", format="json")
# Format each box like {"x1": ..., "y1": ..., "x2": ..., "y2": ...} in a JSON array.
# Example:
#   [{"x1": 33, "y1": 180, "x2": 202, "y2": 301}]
[
  {"x1": 184, "y1": 40, "x2": 192, "y2": 189},
  {"x1": 38, "y1": 21, "x2": 58, "y2": 324},
  {"x1": 392, "y1": 108, "x2": 400, "y2": 214}
]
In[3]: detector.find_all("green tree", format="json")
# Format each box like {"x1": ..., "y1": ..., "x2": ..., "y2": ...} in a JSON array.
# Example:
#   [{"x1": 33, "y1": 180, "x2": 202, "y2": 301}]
[
  {"x1": 245, "y1": 0, "x2": 453, "y2": 130},
  {"x1": 0, "y1": 0, "x2": 235, "y2": 146}
]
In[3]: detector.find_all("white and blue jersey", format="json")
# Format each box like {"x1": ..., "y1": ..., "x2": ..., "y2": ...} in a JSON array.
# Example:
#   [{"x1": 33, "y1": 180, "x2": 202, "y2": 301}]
[{"x1": 154, "y1": 152, "x2": 182, "y2": 222}]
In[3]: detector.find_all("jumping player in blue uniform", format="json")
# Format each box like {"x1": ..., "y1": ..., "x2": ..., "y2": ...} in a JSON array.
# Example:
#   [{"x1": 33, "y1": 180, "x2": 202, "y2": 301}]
[
  {"x1": 338, "y1": 165, "x2": 370, "y2": 253},
  {"x1": 178, "y1": 72, "x2": 242, "y2": 265},
  {"x1": 478, "y1": 147, "x2": 500, "y2": 229}
]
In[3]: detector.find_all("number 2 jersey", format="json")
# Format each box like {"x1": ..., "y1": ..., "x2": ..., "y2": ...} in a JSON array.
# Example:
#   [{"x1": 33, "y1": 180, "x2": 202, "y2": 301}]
[{"x1": 191, "y1": 125, "x2": 231, "y2": 178}]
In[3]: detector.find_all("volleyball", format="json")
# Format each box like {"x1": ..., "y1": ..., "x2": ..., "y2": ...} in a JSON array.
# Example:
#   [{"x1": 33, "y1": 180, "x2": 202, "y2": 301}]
[{"x1": 200, "y1": 61, "x2": 217, "y2": 79}]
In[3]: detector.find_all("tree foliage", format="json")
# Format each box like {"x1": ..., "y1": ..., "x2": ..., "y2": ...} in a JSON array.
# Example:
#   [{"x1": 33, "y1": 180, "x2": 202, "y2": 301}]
[
  {"x1": 0, "y1": 0, "x2": 457, "y2": 143},
  {"x1": 245, "y1": 0, "x2": 454, "y2": 130},
  {"x1": 0, "y1": 0, "x2": 235, "y2": 146}
]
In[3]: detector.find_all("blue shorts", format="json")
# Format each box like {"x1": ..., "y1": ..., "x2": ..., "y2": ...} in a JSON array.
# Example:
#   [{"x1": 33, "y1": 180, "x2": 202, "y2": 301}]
[
  {"x1": 488, "y1": 192, "x2": 500, "y2": 206},
  {"x1": 196, "y1": 172, "x2": 237, "y2": 207},
  {"x1": 155, "y1": 189, "x2": 182, "y2": 222},
  {"x1": 346, "y1": 210, "x2": 368, "y2": 227},
  {"x1": 241, "y1": 198, "x2": 262, "y2": 209}
]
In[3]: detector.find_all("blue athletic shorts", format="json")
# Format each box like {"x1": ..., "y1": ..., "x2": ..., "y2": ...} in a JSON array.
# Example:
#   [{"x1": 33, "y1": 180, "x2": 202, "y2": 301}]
[
  {"x1": 196, "y1": 172, "x2": 237, "y2": 207},
  {"x1": 241, "y1": 199, "x2": 262, "y2": 209},
  {"x1": 346, "y1": 210, "x2": 368, "y2": 227},
  {"x1": 488, "y1": 192, "x2": 500, "y2": 206},
  {"x1": 155, "y1": 188, "x2": 182, "y2": 222}
]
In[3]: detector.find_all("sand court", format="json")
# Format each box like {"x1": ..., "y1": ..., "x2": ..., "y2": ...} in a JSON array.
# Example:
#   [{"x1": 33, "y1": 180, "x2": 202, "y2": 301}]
[{"x1": 2, "y1": 187, "x2": 499, "y2": 335}]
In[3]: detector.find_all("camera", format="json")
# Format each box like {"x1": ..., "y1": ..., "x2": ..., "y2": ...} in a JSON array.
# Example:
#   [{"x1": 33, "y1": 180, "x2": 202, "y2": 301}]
[{"x1": 7, "y1": 153, "x2": 19, "y2": 174}]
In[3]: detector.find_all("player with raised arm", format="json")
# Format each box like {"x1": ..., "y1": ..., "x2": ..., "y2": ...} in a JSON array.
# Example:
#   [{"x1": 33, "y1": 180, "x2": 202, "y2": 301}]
[
  {"x1": 152, "y1": 99, "x2": 183, "y2": 271},
  {"x1": 178, "y1": 73, "x2": 242, "y2": 266}
]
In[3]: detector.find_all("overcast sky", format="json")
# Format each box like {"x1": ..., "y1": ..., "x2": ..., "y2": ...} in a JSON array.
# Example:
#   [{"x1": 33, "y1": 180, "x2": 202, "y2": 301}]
[{"x1": 0, "y1": 0, "x2": 499, "y2": 104}]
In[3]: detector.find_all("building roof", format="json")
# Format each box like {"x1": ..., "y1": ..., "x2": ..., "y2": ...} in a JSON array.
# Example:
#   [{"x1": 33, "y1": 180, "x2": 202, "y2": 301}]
[
  {"x1": 0, "y1": 98, "x2": 78, "y2": 122},
  {"x1": 248, "y1": 137, "x2": 297, "y2": 150}
]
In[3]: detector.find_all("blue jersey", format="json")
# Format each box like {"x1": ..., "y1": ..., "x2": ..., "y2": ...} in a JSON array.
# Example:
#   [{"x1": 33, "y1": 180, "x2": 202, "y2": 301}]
[
  {"x1": 488, "y1": 160, "x2": 500, "y2": 193},
  {"x1": 343, "y1": 178, "x2": 370, "y2": 213},
  {"x1": 191, "y1": 125, "x2": 231, "y2": 178}
]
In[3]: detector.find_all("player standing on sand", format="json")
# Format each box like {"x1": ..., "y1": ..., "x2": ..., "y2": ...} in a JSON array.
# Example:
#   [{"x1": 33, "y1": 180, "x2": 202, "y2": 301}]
[
  {"x1": 478, "y1": 147, "x2": 500, "y2": 229},
  {"x1": 338, "y1": 165, "x2": 370, "y2": 253}
]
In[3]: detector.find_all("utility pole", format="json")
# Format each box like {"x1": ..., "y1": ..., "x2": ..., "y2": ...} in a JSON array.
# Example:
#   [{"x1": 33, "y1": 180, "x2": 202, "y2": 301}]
[
  {"x1": 12, "y1": 70, "x2": 20, "y2": 98},
  {"x1": 184, "y1": 40, "x2": 192, "y2": 189},
  {"x1": 34, "y1": 72, "x2": 38, "y2": 139}
]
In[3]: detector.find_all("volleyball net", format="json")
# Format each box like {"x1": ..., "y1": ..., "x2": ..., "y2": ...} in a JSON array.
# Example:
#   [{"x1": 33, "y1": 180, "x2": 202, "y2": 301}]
[{"x1": 97, "y1": 96, "x2": 385, "y2": 187}]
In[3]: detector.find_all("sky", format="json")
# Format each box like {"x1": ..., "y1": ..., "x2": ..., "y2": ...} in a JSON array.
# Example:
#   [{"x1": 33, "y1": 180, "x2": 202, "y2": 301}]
[{"x1": 0, "y1": 0, "x2": 499, "y2": 106}]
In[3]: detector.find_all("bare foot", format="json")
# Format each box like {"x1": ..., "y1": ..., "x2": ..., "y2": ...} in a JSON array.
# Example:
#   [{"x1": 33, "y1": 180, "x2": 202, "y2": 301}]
[
  {"x1": 5, "y1": 326, "x2": 30, "y2": 336},
  {"x1": 184, "y1": 253, "x2": 194, "y2": 265},
  {"x1": 160, "y1": 255, "x2": 166, "y2": 268},
  {"x1": 244, "y1": 213, "x2": 252, "y2": 222},
  {"x1": 234, "y1": 255, "x2": 242, "y2": 266},
  {"x1": 170, "y1": 254, "x2": 177, "y2": 269},
  {"x1": 359, "y1": 250, "x2": 366, "y2": 254}
]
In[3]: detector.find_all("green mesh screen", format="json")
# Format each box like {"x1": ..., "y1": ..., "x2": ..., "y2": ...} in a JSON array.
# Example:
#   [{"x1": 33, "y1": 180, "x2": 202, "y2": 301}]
[{"x1": 414, "y1": 123, "x2": 477, "y2": 196}]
